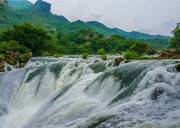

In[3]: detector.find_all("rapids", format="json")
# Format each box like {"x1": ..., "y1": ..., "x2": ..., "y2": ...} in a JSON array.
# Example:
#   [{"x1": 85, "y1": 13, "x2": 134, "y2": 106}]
[{"x1": 0, "y1": 56, "x2": 180, "y2": 128}]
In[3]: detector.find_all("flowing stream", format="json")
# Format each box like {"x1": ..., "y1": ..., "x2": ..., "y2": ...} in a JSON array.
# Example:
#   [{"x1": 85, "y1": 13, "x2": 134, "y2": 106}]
[{"x1": 0, "y1": 56, "x2": 180, "y2": 128}]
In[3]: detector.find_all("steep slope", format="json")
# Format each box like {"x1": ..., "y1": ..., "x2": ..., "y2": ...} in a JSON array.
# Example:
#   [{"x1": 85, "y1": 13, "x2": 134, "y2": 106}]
[
  {"x1": 0, "y1": 0, "x2": 170, "y2": 48},
  {"x1": 86, "y1": 21, "x2": 170, "y2": 48}
]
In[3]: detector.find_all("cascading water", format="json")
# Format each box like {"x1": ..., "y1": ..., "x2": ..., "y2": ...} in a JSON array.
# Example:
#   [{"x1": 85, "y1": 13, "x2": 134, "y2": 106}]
[{"x1": 0, "y1": 56, "x2": 180, "y2": 128}]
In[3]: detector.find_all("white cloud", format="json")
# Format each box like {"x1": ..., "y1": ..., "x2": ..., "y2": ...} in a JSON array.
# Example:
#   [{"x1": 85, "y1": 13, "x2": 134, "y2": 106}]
[{"x1": 29, "y1": 0, "x2": 180, "y2": 35}]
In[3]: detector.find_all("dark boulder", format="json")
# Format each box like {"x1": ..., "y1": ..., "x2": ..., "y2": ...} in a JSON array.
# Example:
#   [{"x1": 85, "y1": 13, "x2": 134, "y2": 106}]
[
  {"x1": 0, "y1": 106, "x2": 7, "y2": 116},
  {"x1": 114, "y1": 58, "x2": 124, "y2": 66},
  {"x1": 175, "y1": 64, "x2": 180, "y2": 72},
  {"x1": 151, "y1": 87, "x2": 165, "y2": 100}
]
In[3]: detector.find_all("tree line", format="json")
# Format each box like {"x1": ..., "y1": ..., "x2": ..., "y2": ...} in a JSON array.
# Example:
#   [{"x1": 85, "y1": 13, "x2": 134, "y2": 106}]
[{"x1": 0, "y1": 23, "x2": 179, "y2": 59}]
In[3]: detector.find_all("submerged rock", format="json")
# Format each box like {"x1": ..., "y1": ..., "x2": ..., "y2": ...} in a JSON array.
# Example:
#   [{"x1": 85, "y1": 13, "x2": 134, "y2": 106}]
[
  {"x1": 151, "y1": 87, "x2": 165, "y2": 100},
  {"x1": 0, "y1": 106, "x2": 7, "y2": 116},
  {"x1": 124, "y1": 60, "x2": 131, "y2": 63},
  {"x1": 7, "y1": 65, "x2": 12, "y2": 71},
  {"x1": 159, "y1": 49, "x2": 180, "y2": 59},
  {"x1": 89, "y1": 62, "x2": 107, "y2": 73}
]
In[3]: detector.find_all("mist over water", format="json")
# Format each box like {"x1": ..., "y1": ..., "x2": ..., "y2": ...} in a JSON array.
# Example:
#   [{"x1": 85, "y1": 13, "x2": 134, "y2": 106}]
[{"x1": 0, "y1": 56, "x2": 180, "y2": 128}]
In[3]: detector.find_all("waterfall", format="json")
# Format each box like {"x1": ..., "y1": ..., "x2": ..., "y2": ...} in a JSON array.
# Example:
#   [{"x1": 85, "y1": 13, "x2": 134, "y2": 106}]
[{"x1": 0, "y1": 56, "x2": 180, "y2": 128}]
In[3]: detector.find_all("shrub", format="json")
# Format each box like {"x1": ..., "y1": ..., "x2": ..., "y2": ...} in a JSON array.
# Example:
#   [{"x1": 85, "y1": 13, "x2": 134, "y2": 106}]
[
  {"x1": 124, "y1": 51, "x2": 140, "y2": 59},
  {"x1": 170, "y1": 28, "x2": 180, "y2": 49},
  {"x1": 100, "y1": 54, "x2": 107, "y2": 60},
  {"x1": 82, "y1": 53, "x2": 88, "y2": 59},
  {"x1": 130, "y1": 42, "x2": 150, "y2": 54},
  {"x1": 1, "y1": 24, "x2": 57, "y2": 56},
  {"x1": 0, "y1": 53, "x2": 5, "y2": 61},
  {"x1": 98, "y1": 48, "x2": 106, "y2": 55}
]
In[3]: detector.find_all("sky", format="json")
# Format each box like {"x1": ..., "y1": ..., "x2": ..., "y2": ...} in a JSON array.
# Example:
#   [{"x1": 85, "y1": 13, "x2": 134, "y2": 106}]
[{"x1": 29, "y1": 0, "x2": 180, "y2": 35}]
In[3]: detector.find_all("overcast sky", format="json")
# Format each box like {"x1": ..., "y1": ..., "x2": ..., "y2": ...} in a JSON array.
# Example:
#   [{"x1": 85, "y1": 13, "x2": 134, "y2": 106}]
[{"x1": 29, "y1": 0, "x2": 180, "y2": 35}]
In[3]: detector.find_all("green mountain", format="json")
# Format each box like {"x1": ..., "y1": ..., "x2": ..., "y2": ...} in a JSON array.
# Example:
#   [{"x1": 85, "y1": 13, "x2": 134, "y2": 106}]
[{"x1": 0, "y1": 0, "x2": 170, "y2": 48}]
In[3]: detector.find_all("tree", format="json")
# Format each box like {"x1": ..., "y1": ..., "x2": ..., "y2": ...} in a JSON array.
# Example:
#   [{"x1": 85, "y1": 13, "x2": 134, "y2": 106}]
[
  {"x1": 1, "y1": 23, "x2": 57, "y2": 56},
  {"x1": 130, "y1": 42, "x2": 150, "y2": 54},
  {"x1": 170, "y1": 28, "x2": 180, "y2": 49}
]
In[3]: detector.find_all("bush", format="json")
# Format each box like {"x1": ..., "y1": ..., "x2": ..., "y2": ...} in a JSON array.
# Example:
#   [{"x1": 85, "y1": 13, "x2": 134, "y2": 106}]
[
  {"x1": 170, "y1": 28, "x2": 180, "y2": 49},
  {"x1": 100, "y1": 54, "x2": 107, "y2": 60},
  {"x1": 124, "y1": 51, "x2": 140, "y2": 59},
  {"x1": 130, "y1": 42, "x2": 150, "y2": 54},
  {"x1": 82, "y1": 53, "x2": 88, "y2": 59},
  {"x1": 1, "y1": 24, "x2": 57, "y2": 56},
  {"x1": 98, "y1": 48, "x2": 106, "y2": 55}
]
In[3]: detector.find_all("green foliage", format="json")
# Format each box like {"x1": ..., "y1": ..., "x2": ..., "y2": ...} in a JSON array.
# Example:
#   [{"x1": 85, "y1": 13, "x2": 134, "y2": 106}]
[
  {"x1": 130, "y1": 43, "x2": 149, "y2": 53},
  {"x1": 82, "y1": 53, "x2": 88, "y2": 59},
  {"x1": 17, "y1": 54, "x2": 30, "y2": 64},
  {"x1": 56, "y1": 28, "x2": 136, "y2": 55},
  {"x1": 100, "y1": 54, "x2": 107, "y2": 60},
  {"x1": 0, "y1": 24, "x2": 57, "y2": 56},
  {"x1": 98, "y1": 48, "x2": 106, "y2": 55},
  {"x1": 0, "y1": 40, "x2": 30, "y2": 54},
  {"x1": 170, "y1": 28, "x2": 180, "y2": 49},
  {"x1": 0, "y1": 53, "x2": 5, "y2": 61},
  {"x1": 0, "y1": 23, "x2": 158, "y2": 59},
  {"x1": 0, "y1": 0, "x2": 169, "y2": 50},
  {"x1": 124, "y1": 51, "x2": 140, "y2": 59}
]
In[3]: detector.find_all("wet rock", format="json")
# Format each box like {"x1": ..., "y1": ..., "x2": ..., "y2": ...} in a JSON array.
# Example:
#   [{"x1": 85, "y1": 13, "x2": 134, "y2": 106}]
[
  {"x1": 0, "y1": 61, "x2": 5, "y2": 72},
  {"x1": 0, "y1": 106, "x2": 7, "y2": 116},
  {"x1": 114, "y1": 58, "x2": 124, "y2": 66},
  {"x1": 159, "y1": 49, "x2": 180, "y2": 59},
  {"x1": 5, "y1": 51, "x2": 20, "y2": 65},
  {"x1": 175, "y1": 64, "x2": 180, "y2": 72},
  {"x1": 5, "y1": 51, "x2": 32, "y2": 68},
  {"x1": 17, "y1": 52, "x2": 32, "y2": 68},
  {"x1": 89, "y1": 62, "x2": 106, "y2": 73},
  {"x1": 94, "y1": 60, "x2": 100, "y2": 63},
  {"x1": 7, "y1": 65, "x2": 12, "y2": 71},
  {"x1": 151, "y1": 87, "x2": 165, "y2": 100},
  {"x1": 124, "y1": 60, "x2": 131, "y2": 63}
]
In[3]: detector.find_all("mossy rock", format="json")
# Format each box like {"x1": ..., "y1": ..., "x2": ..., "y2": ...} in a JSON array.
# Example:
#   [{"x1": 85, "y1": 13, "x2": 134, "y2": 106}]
[
  {"x1": 100, "y1": 54, "x2": 107, "y2": 60},
  {"x1": 114, "y1": 58, "x2": 124, "y2": 66},
  {"x1": 175, "y1": 64, "x2": 180, "y2": 72}
]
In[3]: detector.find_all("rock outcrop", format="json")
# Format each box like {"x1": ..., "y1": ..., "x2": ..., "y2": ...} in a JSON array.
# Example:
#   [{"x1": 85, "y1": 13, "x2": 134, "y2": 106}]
[
  {"x1": 0, "y1": 51, "x2": 32, "y2": 72},
  {"x1": 35, "y1": 0, "x2": 51, "y2": 12},
  {"x1": 159, "y1": 49, "x2": 180, "y2": 59}
]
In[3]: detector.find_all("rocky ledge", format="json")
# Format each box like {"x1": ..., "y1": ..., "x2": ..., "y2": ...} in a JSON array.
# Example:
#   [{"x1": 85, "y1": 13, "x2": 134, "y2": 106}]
[{"x1": 0, "y1": 51, "x2": 32, "y2": 72}]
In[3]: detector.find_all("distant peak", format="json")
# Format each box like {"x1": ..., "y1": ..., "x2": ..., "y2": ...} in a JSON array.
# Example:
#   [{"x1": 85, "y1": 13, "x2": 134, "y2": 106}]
[{"x1": 35, "y1": 0, "x2": 51, "y2": 12}]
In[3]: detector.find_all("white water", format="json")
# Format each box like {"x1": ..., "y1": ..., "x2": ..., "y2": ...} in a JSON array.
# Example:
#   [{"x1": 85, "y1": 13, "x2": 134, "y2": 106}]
[{"x1": 0, "y1": 56, "x2": 180, "y2": 128}]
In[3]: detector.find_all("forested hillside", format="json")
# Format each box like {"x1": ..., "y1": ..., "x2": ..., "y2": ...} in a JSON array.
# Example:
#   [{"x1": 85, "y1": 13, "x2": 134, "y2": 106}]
[{"x1": 0, "y1": 0, "x2": 170, "y2": 48}]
